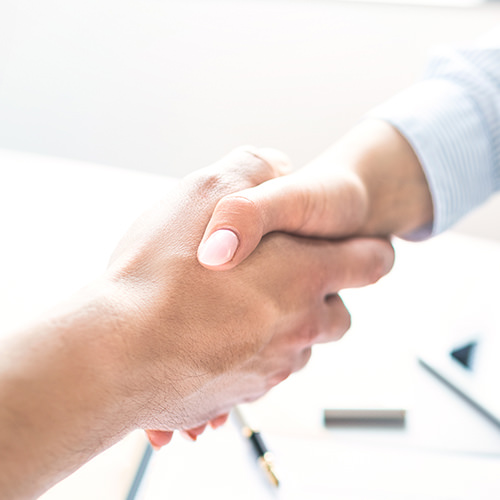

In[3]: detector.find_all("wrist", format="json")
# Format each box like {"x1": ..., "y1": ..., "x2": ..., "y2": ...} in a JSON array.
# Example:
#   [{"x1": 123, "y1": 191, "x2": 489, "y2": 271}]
[
  {"x1": 73, "y1": 278, "x2": 175, "y2": 430},
  {"x1": 98, "y1": 271, "x2": 192, "y2": 431},
  {"x1": 0, "y1": 280, "x2": 139, "y2": 497},
  {"x1": 329, "y1": 119, "x2": 434, "y2": 237},
  {"x1": 51, "y1": 281, "x2": 141, "y2": 433}
]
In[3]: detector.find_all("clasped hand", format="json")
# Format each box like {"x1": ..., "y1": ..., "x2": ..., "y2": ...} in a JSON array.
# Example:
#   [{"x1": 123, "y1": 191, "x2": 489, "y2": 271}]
[{"x1": 105, "y1": 147, "x2": 394, "y2": 447}]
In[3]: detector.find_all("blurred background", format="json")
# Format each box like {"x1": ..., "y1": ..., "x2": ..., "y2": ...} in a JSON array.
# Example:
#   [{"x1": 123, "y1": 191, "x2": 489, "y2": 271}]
[{"x1": 1, "y1": 0, "x2": 500, "y2": 238}]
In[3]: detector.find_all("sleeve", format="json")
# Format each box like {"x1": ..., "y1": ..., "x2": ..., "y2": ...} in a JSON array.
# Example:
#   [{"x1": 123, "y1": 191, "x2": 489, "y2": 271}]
[{"x1": 367, "y1": 29, "x2": 500, "y2": 239}]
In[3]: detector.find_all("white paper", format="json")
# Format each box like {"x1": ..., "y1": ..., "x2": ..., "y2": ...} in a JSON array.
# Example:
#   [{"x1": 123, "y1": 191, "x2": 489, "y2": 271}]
[{"x1": 138, "y1": 419, "x2": 500, "y2": 500}]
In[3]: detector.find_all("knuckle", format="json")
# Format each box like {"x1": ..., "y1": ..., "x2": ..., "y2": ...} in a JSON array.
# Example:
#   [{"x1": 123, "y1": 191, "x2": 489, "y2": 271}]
[
  {"x1": 268, "y1": 370, "x2": 293, "y2": 389},
  {"x1": 231, "y1": 145, "x2": 258, "y2": 155},
  {"x1": 216, "y1": 194, "x2": 259, "y2": 219},
  {"x1": 183, "y1": 146, "x2": 271, "y2": 196},
  {"x1": 367, "y1": 262, "x2": 383, "y2": 284},
  {"x1": 292, "y1": 182, "x2": 320, "y2": 232},
  {"x1": 258, "y1": 148, "x2": 293, "y2": 174},
  {"x1": 326, "y1": 295, "x2": 351, "y2": 340},
  {"x1": 333, "y1": 309, "x2": 351, "y2": 340},
  {"x1": 297, "y1": 347, "x2": 312, "y2": 370},
  {"x1": 213, "y1": 194, "x2": 265, "y2": 238},
  {"x1": 182, "y1": 146, "x2": 289, "y2": 206},
  {"x1": 183, "y1": 169, "x2": 227, "y2": 199},
  {"x1": 241, "y1": 394, "x2": 259, "y2": 404},
  {"x1": 344, "y1": 309, "x2": 352, "y2": 331},
  {"x1": 368, "y1": 241, "x2": 395, "y2": 283},
  {"x1": 229, "y1": 146, "x2": 277, "y2": 181},
  {"x1": 296, "y1": 324, "x2": 321, "y2": 346},
  {"x1": 384, "y1": 240, "x2": 396, "y2": 271}
]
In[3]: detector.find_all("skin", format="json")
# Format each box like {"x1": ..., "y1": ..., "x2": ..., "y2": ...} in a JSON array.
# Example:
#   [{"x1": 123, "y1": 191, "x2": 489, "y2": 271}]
[
  {"x1": 198, "y1": 119, "x2": 434, "y2": 271},
  {"x1": 0, "y1": 148, "x2": 394, "y2": 499}
]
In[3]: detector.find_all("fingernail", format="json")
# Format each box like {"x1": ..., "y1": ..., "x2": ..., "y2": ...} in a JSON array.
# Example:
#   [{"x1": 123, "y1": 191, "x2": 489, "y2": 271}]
[
  {"x1": 180, "y1": 431, "x2": 197, "y2": 442},
  {"x1": 198, "y1": 229, "x2": 238, "y2": 267},
  {"x1": 145, "y1": 429, "x2": 174, "y2": 450},
  {"x1": 209, "y1": 413, "x2": 229, "y2": 429}
]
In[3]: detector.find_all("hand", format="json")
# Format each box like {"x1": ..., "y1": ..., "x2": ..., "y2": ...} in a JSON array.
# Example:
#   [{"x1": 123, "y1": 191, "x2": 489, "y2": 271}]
[
  {"x1": 146, "y1": 413, "x2": 229, "y2": 449},
  {"x1": 197, "y1": 120, "x2": 432, "y2": 270},
  {"x1": 0, "y1": 147, "x2": 394, "y2": 498},
  {"x1": 105, "y1": 147, "x2": 395, "y2": 437}
]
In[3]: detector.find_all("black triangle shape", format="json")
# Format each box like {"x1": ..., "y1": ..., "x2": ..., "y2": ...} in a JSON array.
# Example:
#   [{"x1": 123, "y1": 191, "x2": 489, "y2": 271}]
[{"x1": 450, "y1": 341, "x2": 478, "y2": 370}]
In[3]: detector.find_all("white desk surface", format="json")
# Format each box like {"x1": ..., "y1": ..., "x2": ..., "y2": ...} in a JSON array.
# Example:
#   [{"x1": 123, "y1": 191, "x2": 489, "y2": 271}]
[{"x1": 1, "y1": 149, "x2": 500, "y2": 499}]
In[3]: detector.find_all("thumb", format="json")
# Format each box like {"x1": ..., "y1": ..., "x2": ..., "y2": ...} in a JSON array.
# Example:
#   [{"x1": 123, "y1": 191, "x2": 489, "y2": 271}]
[{"x1": 197, "y1": 169, "x2": 368, "y2": 270}]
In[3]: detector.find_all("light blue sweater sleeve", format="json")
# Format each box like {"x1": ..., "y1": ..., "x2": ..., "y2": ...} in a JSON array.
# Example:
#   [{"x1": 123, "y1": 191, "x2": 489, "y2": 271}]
[{"x1": 368, "y1": 30, "x2": 500, "y2": 239}]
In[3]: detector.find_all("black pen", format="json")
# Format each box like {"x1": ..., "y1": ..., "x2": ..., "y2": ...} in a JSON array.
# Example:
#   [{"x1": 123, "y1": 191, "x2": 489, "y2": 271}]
[{"x1": 233, "y1": 406, "x2": 280, "y2": 488}]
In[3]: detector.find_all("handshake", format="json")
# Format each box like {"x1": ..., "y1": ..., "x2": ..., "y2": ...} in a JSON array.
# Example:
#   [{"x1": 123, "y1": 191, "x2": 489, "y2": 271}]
[
  {"x1": 127, "y1": 145, "x2": 395, "y2": 449},
  {"x1": 2, "y1": 120, "x2": 433, "y2": 498}
]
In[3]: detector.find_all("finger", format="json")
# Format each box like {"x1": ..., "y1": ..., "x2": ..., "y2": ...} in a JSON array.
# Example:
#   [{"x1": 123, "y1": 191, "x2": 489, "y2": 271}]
[
  {"x1": 145, "y1": 429, "x2": 174, "y2": 450},
  {"x1": 222, "y1": 146, "x2": 292, "y2": 183},
  {"x1": 181, "y1": 422, "x2": 208, "y2": 442},
  {"x1": 312, "y1": 237, "x2": 395, "y2": 293},
  {"x1": 190, "y1": 145, "x2": 292, "y2": 196},
  {"x1": 247, "y1": 147, "x2": 292, "y2": 176},
  {"x1": 293, "y1": 346, "x2": 313, "y2": 373},
  {"x1": 267, "y1": 347, "x2": 312, "y2": 390},
  {"x1": 289, "y1": 295, "x2": 350, "y2": 348},
  {"x1": 197, "y1": 170, "x2": 367, "y2": 270},
  {"x1": 209, "y1": 412, "x2": 230, "y2": 430},
  {"x1": 266, "y1": 235, "x2": 393, "y2": 302},
  {"x1": 317, "y1": 294, "x2": 351, "y2": 344}
]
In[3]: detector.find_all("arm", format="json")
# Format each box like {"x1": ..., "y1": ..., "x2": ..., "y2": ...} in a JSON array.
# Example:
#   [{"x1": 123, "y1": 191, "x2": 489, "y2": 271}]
[
  {"x1": 0, "y1": 285, "x2": 139, "y2": 498},
  {"x1": 198, "y1": 36, "x2": 500, "y2": 269},
  {"x1": 0, "y1": 148, "x2": 394, "y2": 498}
]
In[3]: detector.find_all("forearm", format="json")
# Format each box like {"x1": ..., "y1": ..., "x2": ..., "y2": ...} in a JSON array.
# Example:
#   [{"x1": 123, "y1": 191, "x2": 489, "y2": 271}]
[
  {"x1": 362, "y1": 40, "x2": 500, "y2": 237},
  {"x1": 0, "y1": 282, "x2": 136, "y2": 499},
  {"x1": 306, "y1": 119, "x2": 434, "y2": 238}
]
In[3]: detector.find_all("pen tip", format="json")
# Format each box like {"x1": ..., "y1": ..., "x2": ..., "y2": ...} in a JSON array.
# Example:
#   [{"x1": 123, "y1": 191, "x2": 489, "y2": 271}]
[
  {"x1": 267, "y1": 468, "x2": 280, "y2": 488},
  {"x1": 259, "y1": 458, "x2": 280, "y2": 488}
]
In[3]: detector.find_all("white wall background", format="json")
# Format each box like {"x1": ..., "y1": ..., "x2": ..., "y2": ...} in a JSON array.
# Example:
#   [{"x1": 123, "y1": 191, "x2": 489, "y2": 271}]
[{"x1": 1, "y1": 0, "x2": 500, "y2": 238}]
